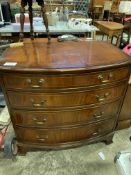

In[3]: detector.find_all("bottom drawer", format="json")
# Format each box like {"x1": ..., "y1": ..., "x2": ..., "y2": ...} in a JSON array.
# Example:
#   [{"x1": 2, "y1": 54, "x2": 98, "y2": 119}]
[{"x1": 15, "y1": 119, "x2": 115, "y2": 144}]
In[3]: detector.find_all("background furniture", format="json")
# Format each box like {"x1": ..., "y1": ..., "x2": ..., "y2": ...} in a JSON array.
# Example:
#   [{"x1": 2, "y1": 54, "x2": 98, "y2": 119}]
[
  {"x1": 94, "y1": 20, "x2": 123, "y2": 46},
  {"x1": 109, "y1": 14, "x2": 131, "y2": 48},
  {"x1": 117, "y1": 77, "x2": 131, "y2": 130},
  {"x1": 102, "y1": 0, "x2": 113, "y2": 20},
  {"x1": 0, "y1": 38, "x2": 130, "y2": 155},
  {"x1": 119, "y1": 1, "x2": 131, "y2": 14},
  {"x1": 19, "y1": 0, "x2": 50, "y2": 41},
  {"x1": 119, "y1": 18, "x2": 131, "y2": 49},
  {"x1": 0, "y1": 23, "x2": 98, "y2": 41},
  {"x1": 24, "y1": 0, "x2": 90, "y2": 16},
  {"x1": 73, "y1": 0, "x2": 89, "y2": 17},
  {"x1": 89, "y1": 0, "x2": 104, "y2": 20},
  {"x1": 94, "y1": 21, "x2": 123, "y2": 38},
  {"x1": 108, "y1": 13, "x2": 131, "y2": 48},
  {"x1": 111, "y1": 0, "x2": 120, "y2": 13}
]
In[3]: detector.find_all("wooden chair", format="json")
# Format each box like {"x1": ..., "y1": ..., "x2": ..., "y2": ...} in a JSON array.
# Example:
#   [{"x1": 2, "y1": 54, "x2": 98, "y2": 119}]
[
  {"x1": 110, "y1": 13, "x2": 124, "y2": 46},
  {"x1": 111, "y1": 16, "x2": 131, "y2": 48},
  {"x1": 119, "y1": 18, "x2": 131, "y2": 49}
]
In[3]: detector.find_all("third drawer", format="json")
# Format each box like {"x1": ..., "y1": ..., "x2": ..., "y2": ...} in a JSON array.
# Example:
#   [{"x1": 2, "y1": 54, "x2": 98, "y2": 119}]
[{"x1": 11, "y1": 100, "x2": 120, "y2": 128}]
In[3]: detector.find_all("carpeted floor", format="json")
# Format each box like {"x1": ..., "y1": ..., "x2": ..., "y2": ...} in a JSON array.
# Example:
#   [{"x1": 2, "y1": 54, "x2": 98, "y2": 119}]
[{"x1": 0, "y1": 124, "x2": 131, "y2": 175}]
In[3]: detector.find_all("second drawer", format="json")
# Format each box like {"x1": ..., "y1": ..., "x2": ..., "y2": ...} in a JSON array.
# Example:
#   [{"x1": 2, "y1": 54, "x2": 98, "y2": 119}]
[{"x1": 7, "y1": 83, "x2": 125, "y2": 109}]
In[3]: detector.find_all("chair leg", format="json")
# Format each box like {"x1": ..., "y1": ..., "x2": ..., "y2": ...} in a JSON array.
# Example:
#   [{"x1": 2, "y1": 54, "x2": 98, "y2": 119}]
[
  {"x1": 119, "y1": 32, "x2": 124, "y2": 48},
  {"x1": 116, "y1": 37, "x2": 119, "y2": 46},
  {"x1": 127, "y1": 30, "x2": 131, "y2": 44},
  {"x1": 19, "y1": 4, "x2": 26, "y2": 41},
  {"x1": 117, "y1": 35, "x2": 122, "y2": 48},
  {"x1": 28, "y1": 4, "x2": 34, "y2": 40},
  {"x1": 111, "y1": 35, "x2": 121, "y2": 47},
  {"x1": 41, "y1": 2, "x2": 51, "y2": 42}
]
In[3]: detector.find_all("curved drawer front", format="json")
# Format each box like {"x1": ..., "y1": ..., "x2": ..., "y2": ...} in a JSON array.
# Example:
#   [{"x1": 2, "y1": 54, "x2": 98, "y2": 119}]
[
  {"x1": 15, "y1": 119, "x2": 115, "y2": 144},
  {"x1": 3, "y1": 68, "x2": 129, "y2": 90},
  {"x1": 12, "y1": 101, "x2": 120, "y2": 127},
  {"x1": 8, "y1": 83, "x2": 125, "y2": 109}
]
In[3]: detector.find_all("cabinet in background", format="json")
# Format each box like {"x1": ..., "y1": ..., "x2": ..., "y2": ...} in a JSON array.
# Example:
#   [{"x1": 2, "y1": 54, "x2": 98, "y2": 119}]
[{"x1": 117, "y1": 78, "x2": 131, "y2": 130}]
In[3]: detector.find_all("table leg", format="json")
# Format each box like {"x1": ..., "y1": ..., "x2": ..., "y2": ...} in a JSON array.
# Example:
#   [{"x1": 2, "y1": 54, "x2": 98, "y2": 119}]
[{"x1": 91, "y1": 31, "x2": 96, "y2": 40}]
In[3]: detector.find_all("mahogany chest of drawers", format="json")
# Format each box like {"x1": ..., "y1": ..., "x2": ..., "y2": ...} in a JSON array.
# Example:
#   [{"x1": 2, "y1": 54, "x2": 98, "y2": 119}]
[{"x1": 0, "y1": 39, "x2": 130, "y2": 155}]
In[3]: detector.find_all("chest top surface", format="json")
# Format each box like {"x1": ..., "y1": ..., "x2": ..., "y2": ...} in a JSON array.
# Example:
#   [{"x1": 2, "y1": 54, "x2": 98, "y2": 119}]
[{"x1": 0, "y1": 38, "x2": 130, "y2": 73}]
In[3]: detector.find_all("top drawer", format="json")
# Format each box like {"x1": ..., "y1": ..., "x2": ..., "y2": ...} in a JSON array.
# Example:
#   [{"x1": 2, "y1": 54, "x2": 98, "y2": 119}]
[{"x1": 3, "y1": 68, "x2": 129, "y2": 90}]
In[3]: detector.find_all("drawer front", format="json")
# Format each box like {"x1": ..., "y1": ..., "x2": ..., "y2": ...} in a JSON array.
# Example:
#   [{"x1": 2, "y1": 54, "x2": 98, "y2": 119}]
[
  {"x1": 15, "y1": 119, "x2": 115, "y2": 144},
  {"x1": 12, "y1": 101, "x2": 120, "y2": 127},
  {"x1": 7, "y1": 83, "x2": 125, "y2": 109},
  {"x1": 3, "y1": 68, "x2": 129, "y2": 90}
]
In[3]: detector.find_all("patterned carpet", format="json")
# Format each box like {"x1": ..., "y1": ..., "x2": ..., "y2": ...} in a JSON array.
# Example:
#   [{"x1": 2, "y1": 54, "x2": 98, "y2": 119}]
[{"x1": 0, "y1": 119, "x2": 131, "y2": 175}]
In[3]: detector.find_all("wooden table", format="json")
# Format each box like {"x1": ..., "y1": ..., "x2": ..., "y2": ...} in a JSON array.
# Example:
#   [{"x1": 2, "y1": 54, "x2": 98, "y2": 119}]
[{"x1": 94, "y1": 21, "x2": 124, "y2": 45}]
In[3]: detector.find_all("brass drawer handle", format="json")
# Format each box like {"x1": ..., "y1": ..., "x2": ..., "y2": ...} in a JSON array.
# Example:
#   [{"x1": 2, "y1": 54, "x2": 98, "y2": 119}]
[
  {"x1": 92, "y1": 132, "x2": 98, "y2": 136},
  {"x1": 36, "y1": 135, "x2": 48, "y2": 141},
  {"x1": 26, "y1": 78, "x2": 45, "y2": 88},
  {"x1": 93, "y1": 111, "x2": 104, "y2": 119},
  {"x1": 92, "y1": 129, "x2": 101, "y2": 136},
  {"x1": 33, "y1": 118, "x2": 47, "y2": 125},
  {"x1": 30, "y1": 99, "x2": 47, "y2": 107},
  {"x1": 96, "y1": 92, "x2": 110, "y2": 102},
  {"x1": 98, "y1": 73, "x2": 113, "y2": 83}
]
